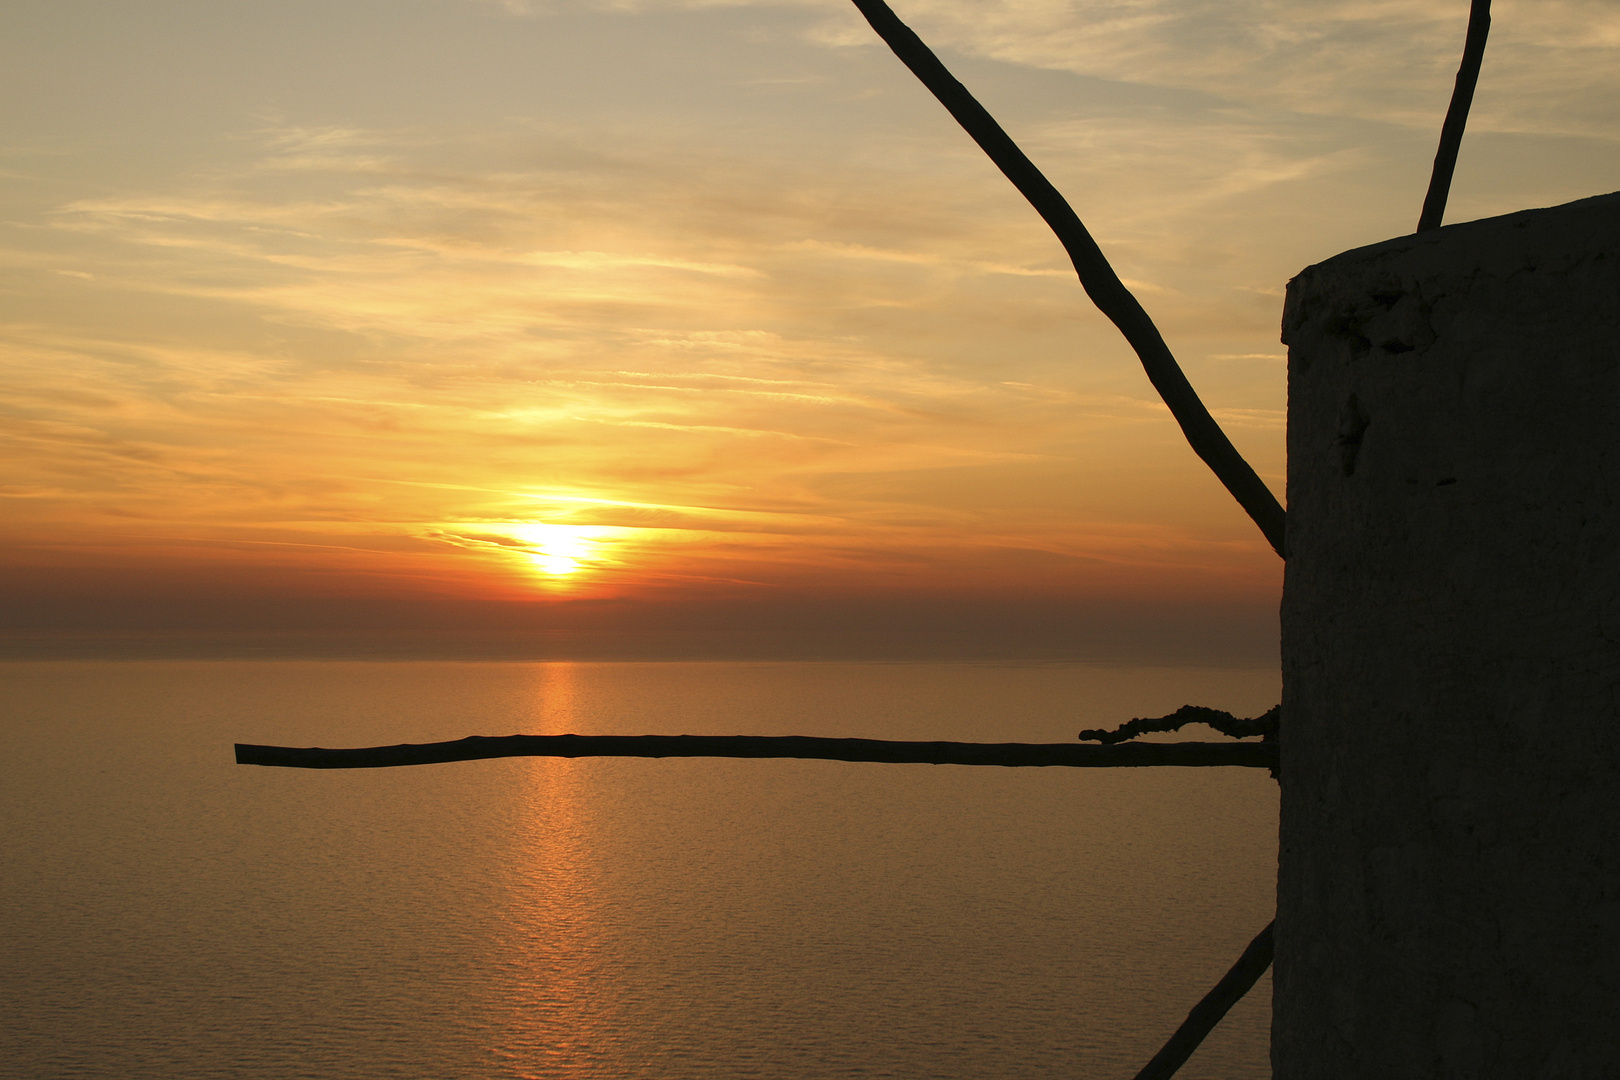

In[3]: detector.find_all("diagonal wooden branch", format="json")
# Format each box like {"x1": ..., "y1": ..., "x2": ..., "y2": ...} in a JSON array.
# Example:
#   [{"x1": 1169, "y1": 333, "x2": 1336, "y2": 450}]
[
  {"x1": 235, "y1": 734, "x2": 1277, "y2": 770},
  {"x1": 1133, "y1": 920, "x2": 1276, "y2": 1080},
  {"x1": 1417, "y1": 0, "x2": 1492, "y2": 232},
  {"x1": 847, "y1": 0, "x2": 1286, "y2": 557}
]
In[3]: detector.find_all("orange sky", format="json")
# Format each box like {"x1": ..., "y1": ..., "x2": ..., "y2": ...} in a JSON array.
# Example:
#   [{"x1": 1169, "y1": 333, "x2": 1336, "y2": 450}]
[{"x1": 3, "y1": 0, "x2": 1616, "y2": 659}]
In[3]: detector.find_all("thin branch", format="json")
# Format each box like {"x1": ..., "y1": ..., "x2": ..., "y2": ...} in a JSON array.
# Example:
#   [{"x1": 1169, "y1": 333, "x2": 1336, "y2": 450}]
[
  {"x1": 847, "y1": 0, "x2": 1285, "y2": 557},
  {"x1": 1417, "y1": 0, "x2": 1492, "y2": 232},
  {"x1": 1079, "y1": 704, "x2": 1278, "y2": 745},
  {"x1": 1133, "y1": 921, "x2": 1276, "y2": 1080},
  {"x1": 235, "y1": 734, "x2": 1277, "y2": 770}
]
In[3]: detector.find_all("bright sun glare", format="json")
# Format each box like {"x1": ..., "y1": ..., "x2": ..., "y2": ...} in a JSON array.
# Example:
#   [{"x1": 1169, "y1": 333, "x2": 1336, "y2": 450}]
[{"x1": 507, "y1": 523, "x2": 606, "y2": 577}]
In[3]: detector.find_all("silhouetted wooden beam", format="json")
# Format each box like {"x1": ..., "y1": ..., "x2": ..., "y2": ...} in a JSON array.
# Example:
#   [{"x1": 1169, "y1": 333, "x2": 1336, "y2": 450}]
[
  {"x1": 846, "y1": 0, "x2": 1286, "y2": 558},
  {"x1": 1133, "y1": 920, "x2": 1276, "y2": 1080},
  {"x1": 235, "y1": 734, "x2": 1277, "y2": 770},
  {"x1": 1417, "y1": 0, "x2": 1492, "y2": 232}
]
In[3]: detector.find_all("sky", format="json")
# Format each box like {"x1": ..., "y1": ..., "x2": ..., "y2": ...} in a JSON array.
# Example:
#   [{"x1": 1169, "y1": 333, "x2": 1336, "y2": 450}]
[{"x1": 2, "y1": 0, "x2": 1617, "y2": 661}]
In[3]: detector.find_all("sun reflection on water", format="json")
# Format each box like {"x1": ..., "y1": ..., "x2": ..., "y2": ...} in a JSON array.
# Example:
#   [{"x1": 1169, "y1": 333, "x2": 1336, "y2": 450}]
[{"x1": 488, "y1": 664, "x2": 622, "y2": 1076}]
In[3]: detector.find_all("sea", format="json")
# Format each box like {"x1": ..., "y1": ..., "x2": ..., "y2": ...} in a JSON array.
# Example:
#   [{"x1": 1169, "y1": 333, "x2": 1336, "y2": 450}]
[{"x1": 1, "y1": 660, "x2": 1279, "y2": 1079}]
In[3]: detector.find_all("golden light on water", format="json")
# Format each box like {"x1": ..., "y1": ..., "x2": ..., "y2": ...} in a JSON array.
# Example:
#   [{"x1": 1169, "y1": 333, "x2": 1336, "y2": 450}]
[{"x1": 496, "y1": 664, "x2": 618, "y2": 1072}]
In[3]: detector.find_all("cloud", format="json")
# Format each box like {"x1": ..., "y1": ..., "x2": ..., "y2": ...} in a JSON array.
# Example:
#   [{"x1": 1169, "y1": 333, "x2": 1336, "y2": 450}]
[
  {"x1": 441, "y1": 0, "x2": 1610, "y2": 118},
  {"x1": 517, "y1": 0, "x2": 1617, "y2": 136}
]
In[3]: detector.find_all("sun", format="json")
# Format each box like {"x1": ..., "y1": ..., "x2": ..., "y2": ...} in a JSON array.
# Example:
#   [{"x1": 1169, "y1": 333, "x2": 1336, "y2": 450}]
[
  {"x1": 434, "y1": 519, "x2": 637, "y2": 589},
  {"x1": 507, "y1": 523, "x2": 607, "y2": 577}
]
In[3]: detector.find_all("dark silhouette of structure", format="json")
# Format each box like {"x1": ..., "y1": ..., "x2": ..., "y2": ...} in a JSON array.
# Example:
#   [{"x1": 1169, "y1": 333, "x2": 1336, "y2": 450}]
[{"x1": 1278, "y1": 189, "x2": 1620, "y2": 1077}]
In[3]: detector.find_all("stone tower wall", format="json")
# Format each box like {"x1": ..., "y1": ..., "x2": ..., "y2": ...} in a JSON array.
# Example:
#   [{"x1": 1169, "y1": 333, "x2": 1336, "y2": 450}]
[{"x1": 1276, "y1": 192, "x2": 1620, "y2": 1078}]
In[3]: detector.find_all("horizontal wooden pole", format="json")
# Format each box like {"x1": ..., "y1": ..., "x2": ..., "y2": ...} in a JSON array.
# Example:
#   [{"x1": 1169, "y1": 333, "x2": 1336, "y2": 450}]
[{"x1": 235, "y1": 734, "x2": 1276, "y2": 770}]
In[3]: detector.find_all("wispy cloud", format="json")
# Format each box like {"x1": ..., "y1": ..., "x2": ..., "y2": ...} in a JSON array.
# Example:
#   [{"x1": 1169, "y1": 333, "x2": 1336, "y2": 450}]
[{"x1": 767, "y1": 0, "x2": 1619, "y2": 136}]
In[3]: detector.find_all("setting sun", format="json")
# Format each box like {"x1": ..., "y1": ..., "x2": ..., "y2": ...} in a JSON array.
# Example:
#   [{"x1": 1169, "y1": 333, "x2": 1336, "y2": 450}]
[{"x1": 510, "y1": 523, "x2": 607, "y2": 578}]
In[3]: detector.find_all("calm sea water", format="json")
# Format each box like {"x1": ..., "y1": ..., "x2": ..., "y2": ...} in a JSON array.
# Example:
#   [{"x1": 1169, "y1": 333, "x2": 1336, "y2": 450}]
[{"x1": 1, "y1": 660, "x2": 1279, "y2": 1079}]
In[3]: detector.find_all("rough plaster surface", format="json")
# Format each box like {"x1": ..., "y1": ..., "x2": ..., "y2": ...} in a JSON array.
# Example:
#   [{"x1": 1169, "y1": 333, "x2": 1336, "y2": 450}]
[{"x1": 1277, "y1": 192, "x2": 1620, "y2": 1079}]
